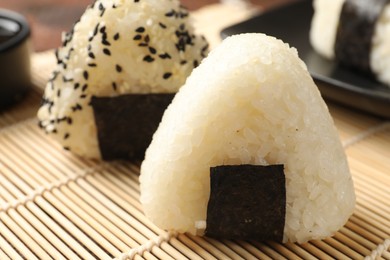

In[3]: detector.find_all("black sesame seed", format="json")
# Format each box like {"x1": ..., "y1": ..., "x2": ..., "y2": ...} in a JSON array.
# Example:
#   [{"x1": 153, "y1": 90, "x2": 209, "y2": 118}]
[
  {"x1": 102, "y1": 39, "x2": 111, "y2": 46},
  {"x1": 99, "y1": 3, "x2": 105, "y2": 16},
  {"x1": 179, "y1": 11, "x2": 189, "y2": 18},
  {"x1": 193, "y1": 60, "x2": 199, "y2": 67},
  {"x1": 93, "y1": 23, "x2": 100, "y2": 36},
  {"x1": 116, "y1": 64, "x2": 122, "y2": 73},
  {"x1": 80, "y1": 94, "x2": 87, "y2": 99},
  {"x1": 83, "y1": 71, "x2": 89, "y2": 80},
  {"x1": 136, "y1": 27, "x2": 145, "y2": 33},
  {"x1": 113, "y1": 33, "x2": 120, "y2": 40},
  {"x1": 57, "y1": 117, "x2": 66, "y2": 123},
  {"x1": 163, "y1": 72, "x2": 172, "y2": 79},
  {"x1": 138, "y1": 43, "x2": 148, "y2": 47},
  {"x1": 57, "y1": 89, "x2": 61, "y2": 97},
  {"x1": 67, "y1": 118, "x2": 73, "y2": 124},
  {"x1": 201, "y1": 44, "x2": 209, "y2": 53},
  {"x1": 41, "y1": 97, "x2": 48, "y2": 106},
  {"x1": 133, "y1": 35, "x2": 142, "y2": 41},
  {"x1": 65, "y1": 48, "x2": 74, "y2": 60},
  {"x1": 103, "y1": 48, "x2": 111, "y2": 56},
  {"x1": 88, "y1": 52, "x2": 95, "y2": 59},
  {"x1": 64, "y1": 146, "x2": 70, "y2": 151},
  {"x1": 180, "y1": 60, "x2": 187, "y2": 65},
  {"x1": 159, "y1": 53, "x2": 171, "y2": 59},
  {"x1": 49, "y1": 71, "x2": 60, "y2": 81},
  {"x1": 112, "y1": 82, "x2": 117, "y2": 91},
  {"x1": 159, "y1": 22, "x2": 167, "y2": 29},
  {"x1": 175, "y1": 43, "x2": 183, "y2": 52},
  {"x1": 144, "y1": 35, "x2": 150, "y2": 43},
  {"x1": 88, "y1": 63, "x2": 97, "y2": 67},
  {"x1": 149, "y1": 47, "x2": 157, "y2": 54},
  {"x1": 82, "y1": 84, "x2": 88, "y2": 92},
  {"x1": 143, "y1": 55, "x2": 154, "y2": 63},
  {"x1": 100, "y1": 26, "x2": 106, "y2": 33},
  {"x1": 64, "y1": 133, "x2": 70, "y2": 140},
  {"x1": 72, "y1": 103, "x2": 83, "y2": 112},
  {"x1": 134, "y1": 0, "x2": 139, "y2": 2},
  {"x1": 74, "y1": 83, "x2": 80, "y2": 90},
  {"x1": 165, "y1": 10, "x2": 175, "y2": 17}
]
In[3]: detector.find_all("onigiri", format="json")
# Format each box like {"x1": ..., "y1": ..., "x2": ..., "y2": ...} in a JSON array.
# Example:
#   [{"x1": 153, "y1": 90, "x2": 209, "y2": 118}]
[
  {"x1": 140, "y1": 33, "x2": 355, "y2": 243},
  {"x1": 37, "y1": 0, "x2": 208, "y2": 159}
]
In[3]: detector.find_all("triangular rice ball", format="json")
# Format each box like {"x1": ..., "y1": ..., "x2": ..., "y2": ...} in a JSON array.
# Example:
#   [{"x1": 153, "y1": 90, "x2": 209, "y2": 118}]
[
  {"x1": 140, "y1": 33, "x2": 355, "y2": 243},
  {"x1": 37, "y1": 0, "x2": 208, "y2": 158}
]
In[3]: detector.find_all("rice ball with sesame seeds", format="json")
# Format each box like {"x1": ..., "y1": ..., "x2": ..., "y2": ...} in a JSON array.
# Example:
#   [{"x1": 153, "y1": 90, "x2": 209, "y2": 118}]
[{"x1": 37, "y1": 0, "x2": 209, "y2": 158}]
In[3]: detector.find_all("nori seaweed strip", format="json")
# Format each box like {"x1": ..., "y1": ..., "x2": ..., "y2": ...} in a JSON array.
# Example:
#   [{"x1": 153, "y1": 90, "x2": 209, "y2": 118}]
[
  {"x1": 91, "y1": 94, "x2": 175, "y2": 161},
  {"x1": 206, "y1": 164, "x2": 286, "y2": 242},
  {"x1": 335, "y1": 0, "x2": 388, "y2": 73}
]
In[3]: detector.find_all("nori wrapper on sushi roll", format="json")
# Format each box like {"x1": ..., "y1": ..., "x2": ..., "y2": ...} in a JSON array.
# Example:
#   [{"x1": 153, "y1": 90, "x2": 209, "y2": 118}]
[
  {"x1": 335, "y1": 0, "x2": 388, "y2": 73},
  {"x1": 205, "y1": 164, "x2": 286, "y2": 242},
  {"x1": 91, "y1": 94, "x2": 175, "y2": 161}
]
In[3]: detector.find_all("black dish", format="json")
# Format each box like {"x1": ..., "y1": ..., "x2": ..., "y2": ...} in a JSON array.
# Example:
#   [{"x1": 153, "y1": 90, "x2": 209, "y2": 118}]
[
  {"x1": 0, "y1": 9, "x2": 31, "y2": 110},
  {"x1": 221, "y1": 0, "x2": 390, "y2": 119}
]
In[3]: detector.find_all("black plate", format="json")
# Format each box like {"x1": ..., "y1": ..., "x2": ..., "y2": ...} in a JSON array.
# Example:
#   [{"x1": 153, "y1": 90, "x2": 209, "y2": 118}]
[{"x1": 221, "y1": 0, "x2": 390, "y2": 119}]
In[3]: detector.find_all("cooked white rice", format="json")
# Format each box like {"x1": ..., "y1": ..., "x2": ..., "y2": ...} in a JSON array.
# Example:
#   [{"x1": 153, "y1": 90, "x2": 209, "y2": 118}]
[
  {"x1": 310, "y1": 0, "x2": 390, "y2": 87},
  {"x1": 140, "y1": 33, "x2": 355, "y2": 243},
  {"x1": 37, "y1": 0, "x2": 208, "y2": 158}
]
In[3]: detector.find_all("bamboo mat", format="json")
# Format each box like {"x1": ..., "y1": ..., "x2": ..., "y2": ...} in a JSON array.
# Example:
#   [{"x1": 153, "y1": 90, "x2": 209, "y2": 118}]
[{"x1": 1, "y1": 3, "x2": 390, "y2": 260}]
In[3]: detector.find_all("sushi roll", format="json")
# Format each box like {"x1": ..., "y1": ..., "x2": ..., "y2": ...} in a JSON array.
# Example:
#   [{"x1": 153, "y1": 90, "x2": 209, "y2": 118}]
[
  {"x1": 140, "y1": 33, "x2": 355, "y2": 243},
  {"x1": 37, "y1": 0, "x2": 208, "y2": 159},
  {"x1": 310, "y1": 0, "x2": 390, "y2": 86}
]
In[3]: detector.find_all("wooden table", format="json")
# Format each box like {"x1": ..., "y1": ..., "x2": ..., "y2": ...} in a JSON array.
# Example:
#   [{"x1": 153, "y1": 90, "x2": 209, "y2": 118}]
[{"x1": 0, "y1": 2, "x2": 389, "y2": 259}]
